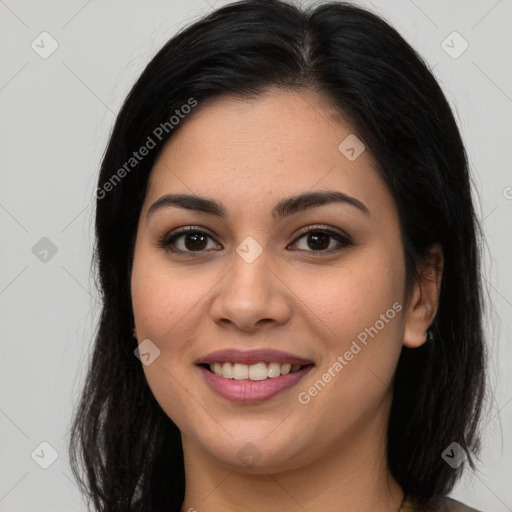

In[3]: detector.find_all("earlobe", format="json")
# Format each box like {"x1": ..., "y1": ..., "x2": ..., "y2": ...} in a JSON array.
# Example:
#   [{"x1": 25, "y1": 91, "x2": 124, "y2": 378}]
[{"x1": 403, "y1": 244, "x2": 444, "y2": 349}]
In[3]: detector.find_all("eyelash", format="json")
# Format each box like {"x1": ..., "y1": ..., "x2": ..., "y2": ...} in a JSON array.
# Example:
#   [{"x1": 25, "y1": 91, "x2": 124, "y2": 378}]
[{"x1": 157, "y1": 224, "x2": 353, "y2": 257}]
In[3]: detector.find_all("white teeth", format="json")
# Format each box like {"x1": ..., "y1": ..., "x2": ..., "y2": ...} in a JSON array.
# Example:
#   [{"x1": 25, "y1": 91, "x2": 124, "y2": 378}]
[
  {"x1": 233, "y1": 363, "x2": 249, "y2": 380},
  {"x1": 249, "y1": 362, "x2": 268, "y2": 381},
  {"x1": 208, "y1": 361, "x2": 306, "y2": 380},
  {"x1": 222, "y1": 362, "x2": 234, "y2": 378},
  {"x1": 280, "y1": 363, "x2": 291, "y2": 375},
  {"x1": 267, "y1": 362, "x2": 281, "y2": 378}
]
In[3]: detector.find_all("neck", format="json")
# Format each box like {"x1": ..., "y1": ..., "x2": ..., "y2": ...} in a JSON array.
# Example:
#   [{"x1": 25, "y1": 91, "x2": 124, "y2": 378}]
[{"x1": 179, "y1": 394, "x2": 404, "y2": 512}]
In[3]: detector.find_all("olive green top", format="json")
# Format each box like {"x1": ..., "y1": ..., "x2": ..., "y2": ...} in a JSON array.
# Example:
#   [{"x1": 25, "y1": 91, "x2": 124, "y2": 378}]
[{"x1": 399, "y1": 495, "x2": 482, "y2": 511}]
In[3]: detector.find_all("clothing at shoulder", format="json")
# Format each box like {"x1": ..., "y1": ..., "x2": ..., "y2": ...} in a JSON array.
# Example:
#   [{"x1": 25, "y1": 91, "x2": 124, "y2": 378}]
[{"x1": 400, "y1": 495, "x2": 483, "y2": 511}]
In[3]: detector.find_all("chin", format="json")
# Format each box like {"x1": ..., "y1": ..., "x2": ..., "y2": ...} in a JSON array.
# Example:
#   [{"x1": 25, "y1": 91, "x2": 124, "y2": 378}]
[{"x1": 200, "y1": 433, "x2": 314, "y2": 474}]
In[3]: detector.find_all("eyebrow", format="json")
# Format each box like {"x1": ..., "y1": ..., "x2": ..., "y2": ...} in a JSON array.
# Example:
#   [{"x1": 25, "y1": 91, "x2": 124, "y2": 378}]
[{"x1": 146, "y1": 190, "x2": 370, "y2": 221}]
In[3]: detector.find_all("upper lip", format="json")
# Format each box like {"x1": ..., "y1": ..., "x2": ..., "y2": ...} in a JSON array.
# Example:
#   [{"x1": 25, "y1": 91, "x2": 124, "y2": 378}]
[{"x1": 196, "y1": 348, "x2": 314, "y2": 366}]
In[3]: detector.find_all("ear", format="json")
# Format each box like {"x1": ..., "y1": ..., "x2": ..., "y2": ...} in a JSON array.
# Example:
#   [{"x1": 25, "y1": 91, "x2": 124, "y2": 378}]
[{"x1": 403, "y1": 244, "x2": 444, "y2": 348}]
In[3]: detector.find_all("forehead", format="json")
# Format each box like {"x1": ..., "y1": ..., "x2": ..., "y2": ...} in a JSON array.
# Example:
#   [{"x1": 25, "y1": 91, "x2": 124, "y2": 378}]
[{"x1": 143, "y1": 89, "x2": 395, "y2": 221}]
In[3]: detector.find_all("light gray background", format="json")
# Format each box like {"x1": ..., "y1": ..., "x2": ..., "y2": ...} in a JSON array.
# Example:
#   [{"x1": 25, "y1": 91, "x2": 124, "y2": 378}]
[{"x1": 1, "y1": 1, "x2": 511, "y2": 511}]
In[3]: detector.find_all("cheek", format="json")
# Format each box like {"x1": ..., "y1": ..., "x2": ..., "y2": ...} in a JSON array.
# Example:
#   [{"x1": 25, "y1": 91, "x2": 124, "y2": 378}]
[
  {"x1": 306, "y1": 249, "x2": 405, "y2": 400},
  {"x1": 131, "y1": 257, "x2": 190, "y2": 395},
  {"x1": 131, "y1": 257, "x2": 209, "y2": 431},
  {"x1": 294, "y1": 256, "x2": 404, "y2": 427},
  {"x1": 131, "y1": 250, "x2": 209, "y2": 340},
  {"x1": 303, "y1": 252, "x2": 403, "y2": 341}
]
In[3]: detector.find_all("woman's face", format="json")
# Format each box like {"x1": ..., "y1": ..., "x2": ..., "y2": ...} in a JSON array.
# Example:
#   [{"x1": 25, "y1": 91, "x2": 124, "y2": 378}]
[{"x1": 130, "y1": 89, "x2": 416, "y2": 473}]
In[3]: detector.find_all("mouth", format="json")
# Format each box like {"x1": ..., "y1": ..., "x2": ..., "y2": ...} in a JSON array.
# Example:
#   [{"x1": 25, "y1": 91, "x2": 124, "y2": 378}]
[
  {"x1": 195, "y1": 348, "x2": 315, "y2": 403},
  {"x1": 199, "y1": 361, "x2": 313, "y2": 381},
  {"x1": 197, "y1": 361, "x2": 315, "y2": 404}
]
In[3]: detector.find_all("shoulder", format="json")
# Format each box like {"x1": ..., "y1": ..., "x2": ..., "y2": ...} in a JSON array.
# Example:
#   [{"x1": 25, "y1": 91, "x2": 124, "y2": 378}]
[{"x1": 400, "y1": 495, "x2": 483, "y2": 511}]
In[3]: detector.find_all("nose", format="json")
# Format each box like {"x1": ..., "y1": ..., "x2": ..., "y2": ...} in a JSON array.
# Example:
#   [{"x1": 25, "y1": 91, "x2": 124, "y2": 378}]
[{"x1": 209, "y1": 248, "x2": 292, "y2": 333}]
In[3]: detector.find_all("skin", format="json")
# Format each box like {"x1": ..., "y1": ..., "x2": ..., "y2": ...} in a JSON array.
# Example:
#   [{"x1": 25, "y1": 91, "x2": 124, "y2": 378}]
[{"x1": 130, "y1": 88, "x2": 443, "y2": 512}]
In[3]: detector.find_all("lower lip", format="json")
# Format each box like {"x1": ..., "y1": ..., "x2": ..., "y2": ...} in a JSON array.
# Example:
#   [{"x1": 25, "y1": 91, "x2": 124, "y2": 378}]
[{"x1": 198, "y1": 365, "x2": 314, "y2": 404}]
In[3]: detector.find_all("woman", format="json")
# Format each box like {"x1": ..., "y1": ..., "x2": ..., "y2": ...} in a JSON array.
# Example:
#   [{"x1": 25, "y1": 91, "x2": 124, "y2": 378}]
[{"x1": 69, "y1": 1, "x2": 488, "y2": 510}]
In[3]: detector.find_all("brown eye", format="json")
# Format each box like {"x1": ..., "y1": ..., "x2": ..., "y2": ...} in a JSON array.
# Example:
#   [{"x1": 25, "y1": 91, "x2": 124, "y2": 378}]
[
  {"x1": 181, "y1": 231, "x2": 208, "y2": 251},
  {"x1": 305, "y1": 232, "x2": 330, "y2": 250},
  {"x1": 158, "y1": 227, "x2": 221, "y2": 255},
  {"x1": 289, "y1": 227, "x2": 353, "y2": 254},
  {"x1": 158, "y1": 225, "x2": 353, "y2": 257}
]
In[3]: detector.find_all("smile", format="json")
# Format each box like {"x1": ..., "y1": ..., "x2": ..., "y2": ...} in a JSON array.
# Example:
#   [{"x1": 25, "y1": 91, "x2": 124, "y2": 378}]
[
  {"x1": 207, "y1": 361, "x2": 305, "y2": 380},
  {"x1": 198, "y1": 362, "x2": 314, "y2": 403}
]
